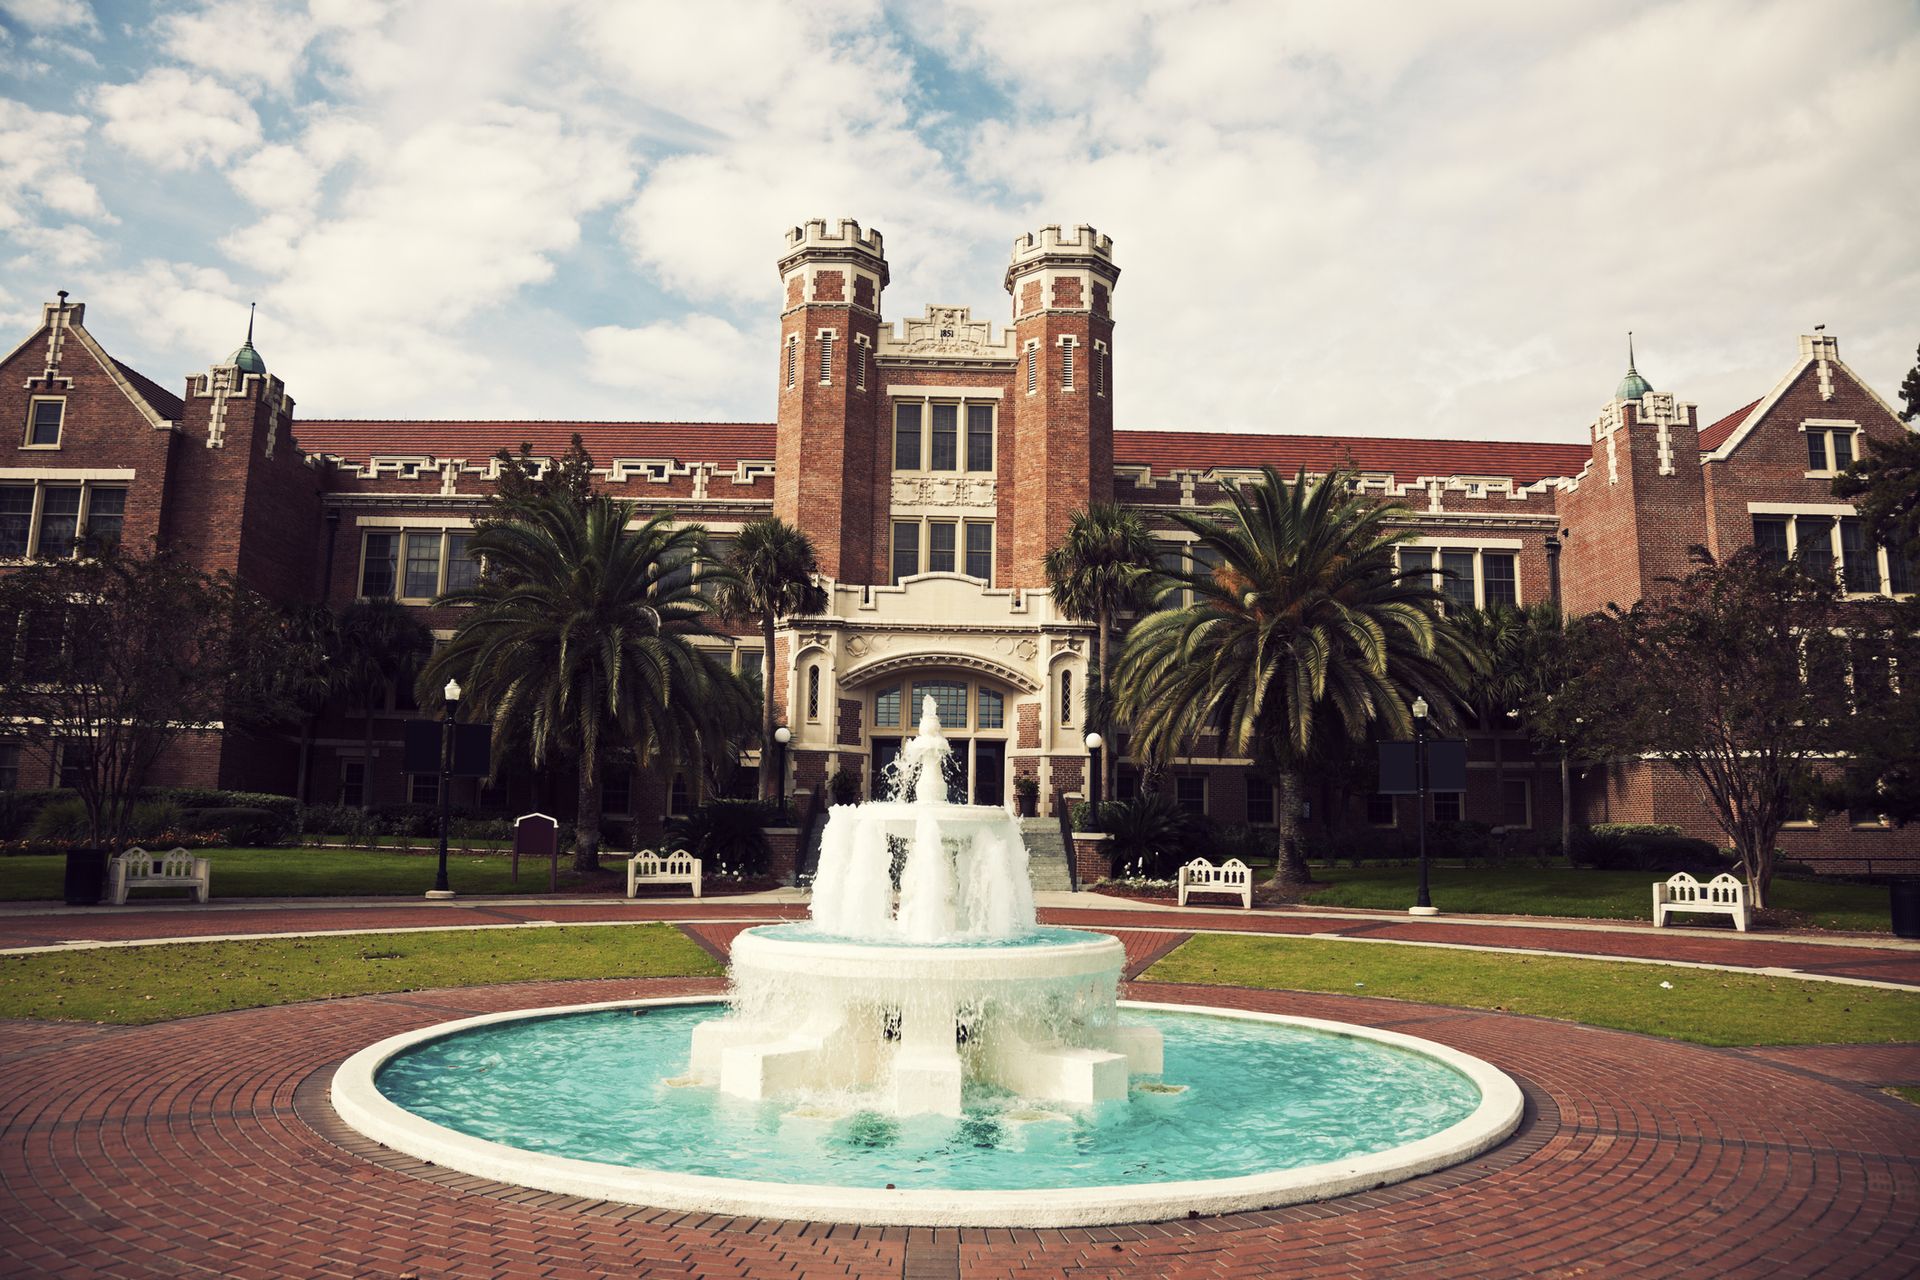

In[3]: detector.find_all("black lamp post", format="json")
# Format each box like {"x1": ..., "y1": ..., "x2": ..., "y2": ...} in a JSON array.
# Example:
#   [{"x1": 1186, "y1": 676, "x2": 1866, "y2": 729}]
[
  {"x1": 773, "y1": 725, "x2": 791, "y2": 820},
  {"x1": 427, "y1": 678, "x2": 460, "y2": 899},
  {"x1": 1411, "y1": 694, "x2": 1437, "y2": 916},
  {"x1": 1084, "y1": 731, "x2": 1104, "y2": 811}
]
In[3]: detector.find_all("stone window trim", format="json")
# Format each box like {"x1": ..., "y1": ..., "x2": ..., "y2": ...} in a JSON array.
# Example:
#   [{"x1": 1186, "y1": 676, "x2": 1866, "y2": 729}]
[
  {"x1": 1799, "y1": 420, "x2": 1860, "y2": 477},
  {"x1": 890, "y1": 395, "x2": 997, "y2": 476},
  {"x1": 1059, "y1": 667, "x2": 1073, "y2": 726},
  {"x1": 1091, "y1": 338, "x2": 1109, "y2": 398},
  {"x1": 1024, "y1": 340, "x2": 1039, "y2": 396},
  {"x1": 851, "y1": 334, "x2": 871, "y2": 391},
  {"x1": 784, "y1": 334, "x2": 799, "y2": 391},
  {"x1": 358, "y1": 527, "x2": 481, "y2": 603},
  {"x1": 890, "y1": 516, "x2": 994, "y2": 583},
  {"x1": 0, "y1": 479, "x2": 129, "y2": 562},
  {"x1": 1057, "y1": 334, "x2": 1077, "y2": 393},
  {"x1": 1748, "y1": 502, "x2": 1909, "y2": 598},
  {"x1": 817, "y1": 328, "x2": 836, "y2": 385},
  {"x1": 22, "y1": 395, "x2": 64, "y2": 449},
  {"x1": 873, "y1": 677, "x2": 1012, "y2": 735},
  {"x1": 1397, "y1": 540, "x2": 1524, "y2": 612},
  {"x1": 806, "y1": 664, "x2": 822, "y2": 722}
]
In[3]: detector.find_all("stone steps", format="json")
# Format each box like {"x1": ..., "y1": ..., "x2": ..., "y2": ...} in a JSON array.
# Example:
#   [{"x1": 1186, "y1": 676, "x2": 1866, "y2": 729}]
[{"x1": 1020, "y1": 818, "x2": 1074, "y2": 892}]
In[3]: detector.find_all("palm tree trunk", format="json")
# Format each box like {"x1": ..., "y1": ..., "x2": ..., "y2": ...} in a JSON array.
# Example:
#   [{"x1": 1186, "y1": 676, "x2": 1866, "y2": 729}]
[
  {"x1": 1095, "y1": 603, "x2": 1114, "y2": 801},
  {"x1": 575, "y1": 753, "x2": 603, "y2": 874},
  {"x1": 1272, "y1": 765, "x2": 1312, "y2": 885},
  {"x1": 759, "y1": 609, "x2": 777, "y2": 803}
]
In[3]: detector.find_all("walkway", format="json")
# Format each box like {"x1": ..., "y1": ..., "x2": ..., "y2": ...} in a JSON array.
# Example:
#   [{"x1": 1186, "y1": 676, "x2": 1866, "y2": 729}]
[
  {"x1": 1, "y1": 975, "x2": 1915, "y2": 1278},
  {"x1": 5, "y1": 892, "x2": 1916, "y2": 986}
]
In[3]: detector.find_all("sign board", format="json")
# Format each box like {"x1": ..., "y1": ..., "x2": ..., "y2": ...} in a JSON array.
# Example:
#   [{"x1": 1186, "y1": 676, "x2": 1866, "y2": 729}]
[
  {"x1": 513, "y1": 812, "x2": 559, "y2": 890},
  {"x1": 402, "y1": 720, "x2": 493, "y2": 777},
  {"x1": 1377, "y1": 740, "x2": 1469, "y2": 795}
]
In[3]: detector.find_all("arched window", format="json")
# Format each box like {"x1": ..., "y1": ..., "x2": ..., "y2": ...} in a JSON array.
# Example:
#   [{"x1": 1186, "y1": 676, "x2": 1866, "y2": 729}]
[
  {"x1": 1060, "y1": 669, "x2": 1073, "y2": 725},
  {"x1": 807, "y1": 665, "x2": 821, "y2": 721}
]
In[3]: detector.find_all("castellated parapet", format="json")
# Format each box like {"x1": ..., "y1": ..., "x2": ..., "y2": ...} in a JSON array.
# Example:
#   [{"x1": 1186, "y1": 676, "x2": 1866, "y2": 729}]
[
  {"x1": 1005, "y1": 225, "x2": 1119, "y2": 322},
  {"x1": 781, "y1": 218, "x2": 889, "y2": 285}
]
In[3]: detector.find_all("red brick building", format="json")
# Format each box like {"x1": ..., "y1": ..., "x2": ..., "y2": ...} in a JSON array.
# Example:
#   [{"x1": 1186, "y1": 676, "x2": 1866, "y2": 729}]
[{"x1": 2, "y1": 222, "x2": 1913, "y2": 873}]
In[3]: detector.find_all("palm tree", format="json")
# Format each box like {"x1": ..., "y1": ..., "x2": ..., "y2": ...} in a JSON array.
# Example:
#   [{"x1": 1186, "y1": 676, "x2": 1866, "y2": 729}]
[
  {"x1": 1453, "y1": 605, "x2": 1527, "y2": 824},
  {"x1": 1042, "y1": 503, "x2": 1158, "y2": 800},
  {"x1": 331, "y1": 599, "x2": 432, "y2": 810},
  {"x1": 714, "y1": 517, "x2": 827, "y2": 805},
  {"x1": 421, "y1": 494, "x2": 745, "y2": 873},
  {"x1": 1113, "y1": 467, "x2": 1468, "y2": 888}
]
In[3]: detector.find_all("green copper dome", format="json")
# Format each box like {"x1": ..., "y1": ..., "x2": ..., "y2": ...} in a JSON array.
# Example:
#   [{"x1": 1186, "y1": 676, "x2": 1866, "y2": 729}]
[
  {"x1": 227, "y1": 304, "x2": 266, "y2": 376},
  {"x1": 1615, "y1": 332, "x2": 1650, "y2": 401}
]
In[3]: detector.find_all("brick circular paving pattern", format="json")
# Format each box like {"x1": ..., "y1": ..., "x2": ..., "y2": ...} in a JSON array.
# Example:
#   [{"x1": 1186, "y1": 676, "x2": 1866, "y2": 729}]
[{"x1": 3, "y1": 975, "x2": 1918, "y2": 1278}]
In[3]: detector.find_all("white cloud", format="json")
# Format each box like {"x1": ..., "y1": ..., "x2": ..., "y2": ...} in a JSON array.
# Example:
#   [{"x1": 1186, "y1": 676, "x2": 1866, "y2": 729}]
[
  {"x1": 227, "y1": 143, "x2": 325, "y2": 210},
  {"x1": 0, "y1": 100, "x2": 107, "y2": 232},
  {"x1": 266, "y1": 104, "x2": 634, "y2": 333},
  {"x1": 5, "y1": 221, "x2": 106, "y2": 270},
  {"x1": 583, "y1": 314, "x2": 762, "y2": 413},
  {"x1": 0, "y1": 0, "x2": 96, "y2": 34},
  {"x1": 95, "y1": 68, "x2": 260, "y2": 169},
  {"x1": 156, "y1": 0, "x2": 315, "y2": 88}
]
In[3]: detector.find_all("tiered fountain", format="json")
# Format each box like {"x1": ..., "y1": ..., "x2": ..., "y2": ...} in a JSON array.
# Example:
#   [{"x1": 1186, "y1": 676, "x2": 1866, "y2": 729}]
[
  {"x1": 333, "y1": 697, "x2": 1524, "y2": 1227},
  {"x1": 689, "y1": 697, "x2": 1161, "y2": 1116}
]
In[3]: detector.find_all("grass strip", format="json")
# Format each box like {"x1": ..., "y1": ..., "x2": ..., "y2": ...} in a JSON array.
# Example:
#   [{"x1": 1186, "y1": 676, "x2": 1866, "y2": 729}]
[
  {"x1": 0, "y1": 923, "x2": 721, "y2": 1024},
  {"x1": 1885, "y1": 1086, "x2": 1920, "y2": 1106},
  {"x1": 1142, "y1": 932, "x2": 1920, "y2": 1047},
  {"x1": 0, "y1": 848, "x2": 607, "y2": 901},
  {"x1": 1296, "y1": 865, "x2": 1891, "y2": 932}
]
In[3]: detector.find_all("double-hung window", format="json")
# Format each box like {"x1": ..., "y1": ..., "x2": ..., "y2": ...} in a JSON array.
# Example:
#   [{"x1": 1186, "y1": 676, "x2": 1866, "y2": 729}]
[
  {"x1": 361, "y1": 527, "x2": 480, "y2": 600},
  {"x1": 893, "y1": 399, "x2": 996, "y2": 474},
  {"x1": 24, "y1": 398, "x2": 63, "y2": 447},
  {"x1": 894, "y1": 403, "x2": 922, "y2": 470},
  {"x1": 927, "y1": 521, "x2": 956, "y2": 573},
  {"x1": 0, "y1": 483, "x2": 129, "y2": 560},
  {"x1": 966, "y1": 405, "x2": 994, "y2": 471},
  {"x1": 891, "y1": 521, "x2": 920, "y2": 583},
  {"x1": 1805, "y1": 426, "x2": 1857, "y2": 474},
  {"x1": 964, "y1": 523, "x2": 993, "y2": 580},
  {"x1": 929, "y1": 405, "x2": 958, "y2": 471}
]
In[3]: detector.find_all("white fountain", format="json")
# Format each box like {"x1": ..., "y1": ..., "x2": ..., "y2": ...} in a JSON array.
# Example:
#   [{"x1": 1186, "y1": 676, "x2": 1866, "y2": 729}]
[{"x1": 689, "y1": 696, "x2": 1163, "y2": 1116}]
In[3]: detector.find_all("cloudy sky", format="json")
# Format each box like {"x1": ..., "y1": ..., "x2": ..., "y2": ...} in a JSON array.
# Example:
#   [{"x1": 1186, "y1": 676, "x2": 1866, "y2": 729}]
[{"x1": 1, "y1": 0, "x2": 1915, "y2": 442}]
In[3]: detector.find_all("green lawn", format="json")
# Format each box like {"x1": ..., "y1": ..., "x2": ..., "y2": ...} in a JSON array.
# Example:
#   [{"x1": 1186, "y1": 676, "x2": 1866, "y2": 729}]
[
  {"x1": 1886, "y1": 1086, "x2": 1920, "y2": 1106},
  {"x1": 1296, "y1": 864, "x2": 1892, "y2": 932},
  {"x1": 0, "y1": 923, "x2": 721, "y2": 1023},
  {"x1": 1145, "y1": 933, "x2": 1920, "y2": 1047},
  {"x1": 0, "y1": 847, "x2": 611, "y2": 901}
]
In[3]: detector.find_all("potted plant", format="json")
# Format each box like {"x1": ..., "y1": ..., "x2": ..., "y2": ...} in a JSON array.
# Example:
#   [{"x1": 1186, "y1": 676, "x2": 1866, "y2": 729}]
[
  {"x1": 827, "y1": 768, "x2": 862, "y2": 807},
  {"x1": 1013, "y1": 774, "x2": 1039, "y2": 818}
]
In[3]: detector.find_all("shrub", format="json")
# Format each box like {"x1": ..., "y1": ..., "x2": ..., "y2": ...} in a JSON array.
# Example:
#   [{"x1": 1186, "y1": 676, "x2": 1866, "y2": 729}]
[
  {"x1": 1198, "y1": 821, "x2": 1274, "y2": 866},
  {"x1": 826, "y1": 769, "x2": 862, "y2": 806},
  {"x1": 1013, "y1": 775, "x2": 1040, "y2": 802},
  {"x1": 159, "y1": 788, "x2": 298, "y2": 824},
  {"x1": 1104, "y1": 792, "x2": 1194, "y2": 880},
  {"x1": 181, "y1": 807, "x2": 284, "y2": 847},
  {"x1": 298, "y1": 803, "x2": 359, "y2": 838},
  {"x1": 1572, "y1": 823, "x2": 1725, "y2": 872},
  {"x1": 1069, "y1": 799, "x2": 1122, "y2": 833},
  {"x1": 663, "y1": 799, "x2": 775, "y2": 874},
  {"x1": 27, "y1": 797, "x2": 90, "y2": 844},
  {"x1": 0, "y1": 789, "x2": 70, "y2": 839}
]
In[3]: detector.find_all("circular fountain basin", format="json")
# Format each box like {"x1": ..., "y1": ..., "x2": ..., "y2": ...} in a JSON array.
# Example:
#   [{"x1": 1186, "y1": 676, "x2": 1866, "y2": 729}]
[
  {"x1": 735, "y1": 921, "x2": 1123, "y2": 977},
  {"x1": 332, "y1": 997, "x2": 1524, "y2": 1227}
]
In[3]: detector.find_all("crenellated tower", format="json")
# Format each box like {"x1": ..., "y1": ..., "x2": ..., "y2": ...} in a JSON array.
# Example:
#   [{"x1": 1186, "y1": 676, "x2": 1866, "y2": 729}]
[
  {"x1": 774, "y1": 218, "x2": 889, "y2": 581},
  {"x1": 1003, "y1": 225, "x2": 1119, "y2": 588}
]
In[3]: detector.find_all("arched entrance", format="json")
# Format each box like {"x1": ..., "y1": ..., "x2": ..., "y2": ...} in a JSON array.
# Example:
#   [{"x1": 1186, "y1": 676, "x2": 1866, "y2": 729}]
[{"x1": 862, "y1": 671, "x2": 1014, "y2": 806}]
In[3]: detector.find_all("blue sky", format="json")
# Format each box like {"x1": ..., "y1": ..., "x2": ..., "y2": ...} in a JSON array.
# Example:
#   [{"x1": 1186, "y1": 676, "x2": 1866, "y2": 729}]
[{"x1": 1, "y1": 0, "x2": 1915, "y2": 441}]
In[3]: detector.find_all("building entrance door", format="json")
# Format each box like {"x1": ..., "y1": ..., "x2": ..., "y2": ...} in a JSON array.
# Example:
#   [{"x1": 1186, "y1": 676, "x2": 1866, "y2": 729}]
[
  {"x1": 871, "y1": 737, "x2": 900, "y2": 800},
  {"x1": 973, "y1": 741, "x2": 1005, "y2": 807}
]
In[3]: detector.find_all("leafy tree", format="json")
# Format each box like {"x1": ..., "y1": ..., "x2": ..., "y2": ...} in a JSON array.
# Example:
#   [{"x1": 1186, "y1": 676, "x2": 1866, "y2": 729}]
[
  {"x1": 1812, "y1": 597, "x2": 1920, "y2": 826},
  {"x1": 0, "y1": 549, "x2": 302, "y2": 848},
  {"x1": 1533, "y1": 549, "x2": 1859, "y2": 907},
  {"x1": 1900, "y1": 341, "x2": 1920, "y2": 423},
  {"x1": 482, "y1": 433, "x2": 599, "y2": 533},
  {"x1": 421, "y1": 494, "x2": 748, "y2": 872},
  {"x1": 1113, "y1": 467, "x2": 1468, "y2": 888},
  {"x1": 714, "y1": 517, "x2": 827, "y2": 805},
  {"x1": 1830, "y1": 429, "x2": 1920, "y2": 571},
  {"x1": 1456, "y1": 603, "x2": 1570, "y2": 849},
  {"x1": 331, "y1": 599, "x2": 432, "y2": 808},
  {"x1": 1043, "y1": 502, "x2": 1158, "y2": 800}
]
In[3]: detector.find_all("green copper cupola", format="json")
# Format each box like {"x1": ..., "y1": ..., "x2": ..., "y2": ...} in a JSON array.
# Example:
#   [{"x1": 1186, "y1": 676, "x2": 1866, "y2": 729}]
[
  {"x1": 226, "y1": 303, "x2": 267, "y2": 376},
  {"x1": 1615, "y1": 331, "x2": 1652, "y2": 401}
]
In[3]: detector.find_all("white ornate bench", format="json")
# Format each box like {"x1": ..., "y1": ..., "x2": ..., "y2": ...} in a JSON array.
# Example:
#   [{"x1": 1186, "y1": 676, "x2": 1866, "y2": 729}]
[
  {"x1": 627, "y1": 850, "x2": 702, "y2": 899},
  {"x1": 108, "y1": 847, "x2": 210, "y2": 906},
  {"x1": 1177, "y1": 857, "x2": 1252, "y2": 909},
  {"x1": 1652, "y1": 871, "x2": 1749, "y2": 932}
]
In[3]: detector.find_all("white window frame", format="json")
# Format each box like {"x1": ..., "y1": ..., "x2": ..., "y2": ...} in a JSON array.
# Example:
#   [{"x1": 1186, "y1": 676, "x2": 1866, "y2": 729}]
[
  {"x1": 1057, "y1": 334, "x2": 1077, "y2": 392},
  {"x1": 1747, "y1": 502, "x2": 1905, "y2": 598},
  {"x1": 1397, "y1": 539, "x2": 1526, "y2": 612},
  {"x1": 1092, "y1": 339, "x2": 1109, "y2": 398},
  {"x1": 852, "y1": 334, "x2": 870, "y2": 391},
  {"x1": 23, "y1": 396, "x2": 65, "y2": 449},
  {"x1": 785, "y1": 334, "x2": 798, "y2": 390},
  {"x1": 1024, "y1": 341, "x2": 1039, "y2": 395},
  {"x1": 358, "y1": 527, "x2": 478, "y2": 603},
  {"x1": 1799, "y1": 420, "x2": 1859, "y2": 477},
  {"x1": 806, "y1": 664, "x2": 822, "y2": 723},
  {"x1": 890, "y1": 515, "x2": 995, "y2": 583},
  {"x1": 817, "y1": 328, "x2": 836, "y2": 385},
  {"x1": 0, "y1": 480, "x2": 129, "y2": 562},
  {"x1": 889, "y1": 395, "x2": 997, "y2": 477}
]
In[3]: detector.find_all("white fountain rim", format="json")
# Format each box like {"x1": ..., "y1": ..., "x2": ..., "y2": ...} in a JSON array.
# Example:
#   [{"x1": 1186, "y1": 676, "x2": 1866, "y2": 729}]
[{"x1": 331, "y1": 996, "x2": 1526, "y2": 1229}]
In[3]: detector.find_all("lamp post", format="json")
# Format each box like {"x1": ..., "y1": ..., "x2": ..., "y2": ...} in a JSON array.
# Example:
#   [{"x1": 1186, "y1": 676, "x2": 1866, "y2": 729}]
[
  {"x1": 427, "y1": 678, "x2": 460, "y2": 900},
  {"x1": 1084, "y1": 731, "x2": 1104, "y2": 811},
  {"x1": 773, "y1": 725, "x2": 791, "y2": 820},
  {"x1": 1410, "y1": 695, "x2": 1437, "y2": 916}
]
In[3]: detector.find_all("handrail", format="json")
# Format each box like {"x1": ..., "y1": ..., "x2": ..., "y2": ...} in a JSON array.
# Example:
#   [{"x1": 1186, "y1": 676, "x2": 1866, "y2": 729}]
[{"x1": 1054, "y1": 787, "x2": 1078, "y2": 892}]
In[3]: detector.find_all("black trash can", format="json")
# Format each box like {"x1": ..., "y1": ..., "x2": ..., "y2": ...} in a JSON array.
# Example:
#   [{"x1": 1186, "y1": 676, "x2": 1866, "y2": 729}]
[
  {"x1": 1891, "y1": 878, "x2": 1920, "y2": 940},
  {"x1": 63, "y1": 848, "x2": 108, "y2": 906}
]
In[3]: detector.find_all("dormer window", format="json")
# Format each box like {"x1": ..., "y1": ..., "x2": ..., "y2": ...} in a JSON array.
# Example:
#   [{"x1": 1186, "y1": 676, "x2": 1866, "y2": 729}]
[{"x1": 24, "y1": 397, "x2": 63, "y2": 448}]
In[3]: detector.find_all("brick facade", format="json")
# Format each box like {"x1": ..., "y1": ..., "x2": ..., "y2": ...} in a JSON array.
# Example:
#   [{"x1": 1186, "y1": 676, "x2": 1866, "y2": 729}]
[{"x1": 3, "y1": 224, "x2": 1913, "y2": 875}]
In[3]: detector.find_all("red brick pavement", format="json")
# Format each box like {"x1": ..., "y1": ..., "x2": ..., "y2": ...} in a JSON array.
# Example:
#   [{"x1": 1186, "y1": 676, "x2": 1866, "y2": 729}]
[
  {"x1": 1, "y1": 977, "x2": 1916, "y2": 1278},
  {"x1": 1734, "y1": 1043, "x2": 1920, "y2": 1085},
  {"x1": 5, "y1": 898, "x2": 1914, "y2": 985}
]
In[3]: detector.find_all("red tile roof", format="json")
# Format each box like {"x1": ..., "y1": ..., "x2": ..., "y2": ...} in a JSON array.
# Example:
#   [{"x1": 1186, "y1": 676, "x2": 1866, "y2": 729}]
[
  {"x1": 1697, "y1": 397, "x2": 1763, "y2": 452},
  {"x1": 296, "y1": 420, "x2": 779, "y2": 465},
  {"x1": 1113, "y1": 430, "x2": 1591, "y2": 486},
  {"x1": 111, "y1": 359, "x2": 183, "y2": 421},
  {"x1": 296, "y1": 419, "x2": 1599, "y2": 485}
]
